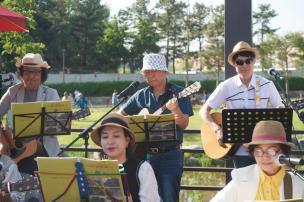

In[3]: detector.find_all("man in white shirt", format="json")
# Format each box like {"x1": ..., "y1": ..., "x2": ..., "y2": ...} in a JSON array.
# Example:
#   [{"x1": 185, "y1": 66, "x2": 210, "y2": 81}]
[{"x1": 200, "y1": 41, "x2": 284, "y2": 168}]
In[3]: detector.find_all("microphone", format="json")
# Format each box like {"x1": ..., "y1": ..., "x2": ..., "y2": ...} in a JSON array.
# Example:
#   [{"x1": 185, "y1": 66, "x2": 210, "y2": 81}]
[
  {"x1": 117, "y1": 81, "x2": 140, "y2": 99},
  {"x1": 268, "y1": 67, "x2": 283, "y2": 80},
  {"x1": 276, "y1": 154, "x2": 304, "y2": 166}
]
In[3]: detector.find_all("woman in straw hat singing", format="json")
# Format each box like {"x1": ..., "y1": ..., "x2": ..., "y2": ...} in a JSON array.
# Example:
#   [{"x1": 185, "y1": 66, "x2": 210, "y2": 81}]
[
  {"x1": 91, "y1": 113, "x2": 160, "y2": 202},
  {"x1": 211, "y1": 120, "x2": 304, "y2": 202},
  {"x1": 200, "y1": 41, "x2": 284, "y2": 168}
]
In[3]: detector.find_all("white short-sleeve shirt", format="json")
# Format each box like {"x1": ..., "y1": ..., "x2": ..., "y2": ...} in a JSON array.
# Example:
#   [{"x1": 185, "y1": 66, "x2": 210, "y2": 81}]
[
  {"x1": 206, "y1": 73, "x2": 284, "y2": 155},
  {"x1": 206, "y1": 74, "x2": 283, "y2": 109}
]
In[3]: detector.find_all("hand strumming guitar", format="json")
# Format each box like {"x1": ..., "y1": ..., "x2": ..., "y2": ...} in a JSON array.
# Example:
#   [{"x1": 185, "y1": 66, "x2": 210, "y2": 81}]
[
  {"x1": 165, "y1": 95, "x2": 189, "y2": 129},
  {"x1": 215, "y1": 127, "x2": 227, "y2": 148}
]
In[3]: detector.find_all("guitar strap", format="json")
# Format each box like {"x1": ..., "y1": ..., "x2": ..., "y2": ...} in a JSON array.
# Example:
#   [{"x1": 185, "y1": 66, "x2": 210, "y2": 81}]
[{"x1": 284, "y1": 172, "x2": 293, "y2": 199}]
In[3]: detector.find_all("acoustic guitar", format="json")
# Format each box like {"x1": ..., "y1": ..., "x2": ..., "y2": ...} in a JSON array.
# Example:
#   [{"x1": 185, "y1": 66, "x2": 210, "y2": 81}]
[
  {"x1": 0, "y1": 128, "x2": 37, "y2": 163},
  {"x1": 139, "y1": 81, "x2": 202, "y2": 116},
  {"x1": 200, "y1": 112, "x2": 234, "y2": 159},
  {"x1": 134, "y1": 81, "x2": 201, "y2": 160}
]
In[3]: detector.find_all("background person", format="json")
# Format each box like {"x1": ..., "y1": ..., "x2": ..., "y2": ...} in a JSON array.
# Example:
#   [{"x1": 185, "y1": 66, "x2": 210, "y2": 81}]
[
  {"x1": 211, "y1": 120, "x2": 304, "y2": 202},
  {"x1": 91, "y1": 113, "x2": 160, "y2": 202},
  {"x1": 200, "y1": 41, "x2": 284, "y2": 168}
]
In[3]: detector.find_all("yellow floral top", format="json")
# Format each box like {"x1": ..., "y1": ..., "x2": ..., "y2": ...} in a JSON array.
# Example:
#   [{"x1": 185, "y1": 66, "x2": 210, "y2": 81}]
[{"x1": 255, "y1": 167, "x2": 285, "y2": 201}]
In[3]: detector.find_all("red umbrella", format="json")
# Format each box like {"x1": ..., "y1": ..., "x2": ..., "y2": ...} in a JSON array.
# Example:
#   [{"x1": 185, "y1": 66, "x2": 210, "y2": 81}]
[{"x1": 0, "y1": 6, "x2": 28, "y2": 32}]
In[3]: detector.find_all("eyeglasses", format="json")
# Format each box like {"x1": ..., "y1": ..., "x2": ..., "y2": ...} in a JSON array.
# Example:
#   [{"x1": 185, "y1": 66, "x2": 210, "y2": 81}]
[
  {"x1": 23, "y1": 70, "x2": 42, "y2": 76},
  {"x1": 253, "y1": 147, "x2": 280, "y2": 157},
  {"x1": 235, "y1": 58, "x2": 252, "y2": 66}
]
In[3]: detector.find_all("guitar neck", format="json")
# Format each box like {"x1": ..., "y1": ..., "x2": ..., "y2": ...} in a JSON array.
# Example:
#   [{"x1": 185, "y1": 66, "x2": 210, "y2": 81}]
[{"x1": 153, "y1": 105, "x2": 168, "y2": 116}]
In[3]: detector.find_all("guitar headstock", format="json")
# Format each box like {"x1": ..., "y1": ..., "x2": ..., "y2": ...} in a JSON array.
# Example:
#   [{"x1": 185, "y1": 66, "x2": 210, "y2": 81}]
[
  {"x1": 5, "y1": 175, "x2": 40, "y2": 193},
  {"x1": 178, "y1": 81, "x2": 201, "y2": 98}
]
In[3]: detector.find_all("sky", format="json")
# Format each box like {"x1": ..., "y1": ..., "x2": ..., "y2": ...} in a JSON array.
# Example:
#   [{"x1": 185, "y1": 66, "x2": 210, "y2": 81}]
[{"x1": 102, "y1": 0, "x2": 304, "y2": 36}]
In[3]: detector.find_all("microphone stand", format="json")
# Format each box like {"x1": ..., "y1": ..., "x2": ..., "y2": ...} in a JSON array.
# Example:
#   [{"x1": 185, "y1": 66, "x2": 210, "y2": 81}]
[
  {"x1": 58, "y1": 96, "x2": 128, "y2": 158},
  {"x1": 272, "y1": 75, "x2": 304, "y2": 123},
  {"x1": 288, "y1": 166, "x2": 304, "y2": 182}
]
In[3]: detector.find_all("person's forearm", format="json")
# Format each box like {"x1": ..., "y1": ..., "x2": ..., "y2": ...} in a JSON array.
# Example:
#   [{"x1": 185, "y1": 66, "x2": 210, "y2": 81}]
[
  {"x1": 171, "y1": 108, "x2": 189, "y2": 129},
  {"x1": 199, "y1": 105, "x2": 221, "y2": 132}
]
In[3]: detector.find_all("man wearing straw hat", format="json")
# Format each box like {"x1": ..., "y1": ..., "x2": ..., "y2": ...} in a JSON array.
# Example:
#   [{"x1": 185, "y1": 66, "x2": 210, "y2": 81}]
[
  {"x1": 200, "y1": 41, "x2": 284, "y2": 168},
  {"x1": 0, "y1": 53, "x2": 61, "y2": 176},
  {"x1": 211, "y1": 120, "x2": 304, "y2": 201},
  {"x1": 119, "y1": 53, "x2": 193, "y2": 202}
]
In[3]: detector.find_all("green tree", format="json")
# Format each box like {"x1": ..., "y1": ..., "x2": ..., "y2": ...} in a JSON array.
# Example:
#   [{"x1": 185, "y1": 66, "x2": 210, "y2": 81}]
[
  {"x1": 253, "y1": 3, "x2": 278, "y2": 43},
  {"x1": 0, "y1": 0, "x2": 45, "y2": 72},
  {"x1": 34, "y1": 0, "x2": 74, "y2": 71},
  {"x1": 191, "y1": 2, "x2": 210, "y2": 71},
  {"x1": 69, "y1": 0, "x2": 109, "y2": 71},
  {"x1": 118, "y1": 0, "x2": 160, "y2": 73},
  {"x1": 96, "y1": 18, "x2": 128, "y2": 72},
  {"x1": 156, "y1": 0, "x2": 187, "y2": 73},
  {"x1": 203, "y1": 5, "x2": 224, "y2": 85}
]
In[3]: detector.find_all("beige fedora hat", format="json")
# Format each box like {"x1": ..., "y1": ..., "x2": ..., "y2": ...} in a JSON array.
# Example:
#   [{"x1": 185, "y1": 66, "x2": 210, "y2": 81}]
[
  {"x1": 245, "y1": 120, "x2": 292, "y2": 147},
  {"x1": 91, "y1": 113, "x2": 135, "y2": 147},
  {"x1": 228, "y1": 41, "x2": 259, "y2": 66},
  {"x1": 16, "y1": 53, "x2": 50, "y2": 69}
]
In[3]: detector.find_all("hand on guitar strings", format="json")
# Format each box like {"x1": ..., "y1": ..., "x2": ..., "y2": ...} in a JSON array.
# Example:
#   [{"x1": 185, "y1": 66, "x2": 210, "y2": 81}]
[
  {"x1": 165, "y1": 95, "x2": 179, "y2": 113},
  {"x1": 216, "y1": 129, "x2": 227, "y2": 148}
]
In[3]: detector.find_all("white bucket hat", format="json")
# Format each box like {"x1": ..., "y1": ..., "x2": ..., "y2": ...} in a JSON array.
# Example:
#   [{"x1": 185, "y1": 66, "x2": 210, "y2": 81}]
[
  {"x1": 16, "y1": 53, "x2": 50, "y2": 69},
  {"x1": 142, "y1": 53, "x2": 168, "y2": 72}
]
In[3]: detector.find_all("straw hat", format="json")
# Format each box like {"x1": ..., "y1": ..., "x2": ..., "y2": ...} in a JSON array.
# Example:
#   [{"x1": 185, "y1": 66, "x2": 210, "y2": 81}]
[
  {"x1": 16, "y1": 53, "x2": 50, "y2": 69},
  {"x1": 91, "y1": 113, "x2": 135, "y2": 147},
  {"x1": 245, "y1": 120, "x2": 292, "y2": 147},
  {"x1": 142, "y1": 53, "x2": 168, "y2": 72},
  {"x1": 228, "y1": 41, "x2": 259, "y2": 66}
]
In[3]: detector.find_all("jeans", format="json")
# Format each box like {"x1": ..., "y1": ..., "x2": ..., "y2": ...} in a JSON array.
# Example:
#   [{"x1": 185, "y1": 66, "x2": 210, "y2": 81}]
[{"x1": 149, "y1": 149, "x2": 183, "y2": 202}]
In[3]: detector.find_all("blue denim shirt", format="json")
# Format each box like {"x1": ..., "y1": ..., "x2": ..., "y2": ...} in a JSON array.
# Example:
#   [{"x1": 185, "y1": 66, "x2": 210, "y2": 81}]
[{"x1": 121, "y1": 83, "x2": 193, "y2": 147}]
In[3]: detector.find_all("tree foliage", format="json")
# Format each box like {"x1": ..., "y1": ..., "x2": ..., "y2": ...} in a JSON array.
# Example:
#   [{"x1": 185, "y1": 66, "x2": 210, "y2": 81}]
[{"x1": 0, "y1": 0, "x2": 303, "y2": 76}]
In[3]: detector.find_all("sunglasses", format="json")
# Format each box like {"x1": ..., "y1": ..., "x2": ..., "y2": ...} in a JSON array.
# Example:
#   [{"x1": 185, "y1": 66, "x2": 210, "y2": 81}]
[{"x1": 235, "y1": 58, "x2": 252, "y2": 66}]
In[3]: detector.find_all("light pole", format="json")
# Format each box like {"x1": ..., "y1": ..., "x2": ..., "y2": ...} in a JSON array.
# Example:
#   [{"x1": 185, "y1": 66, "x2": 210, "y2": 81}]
[{"x1": 62, "y1": 48, "x2": 65, "y2": 83}]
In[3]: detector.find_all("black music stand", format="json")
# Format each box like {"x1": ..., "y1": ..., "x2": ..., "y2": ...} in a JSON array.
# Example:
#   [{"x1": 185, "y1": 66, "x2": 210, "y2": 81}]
[
  {"x1": 127, "y1": 114, "x2": 177, "y2": 158},
  {"x1": 12, "y1": 102, "x2": 72, "y2": 139},
  {"x1": 222, "y1": 108, "x2": 293, "y2": 143}
]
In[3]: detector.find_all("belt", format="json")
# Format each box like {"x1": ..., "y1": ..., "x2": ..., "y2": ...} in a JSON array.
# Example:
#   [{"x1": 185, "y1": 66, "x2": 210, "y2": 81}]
[{"x1": 148, "y1": 145, "x2": 180, "y2": 154}]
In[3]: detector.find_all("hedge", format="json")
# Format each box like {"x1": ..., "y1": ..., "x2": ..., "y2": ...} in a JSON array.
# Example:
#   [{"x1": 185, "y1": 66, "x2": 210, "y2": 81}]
[
  {"x1": 48, "y1": 80, "x2": 218, "y2": 97},
  {"x1": 1, "y1": 77, "x2": 303, "y2": 98}
]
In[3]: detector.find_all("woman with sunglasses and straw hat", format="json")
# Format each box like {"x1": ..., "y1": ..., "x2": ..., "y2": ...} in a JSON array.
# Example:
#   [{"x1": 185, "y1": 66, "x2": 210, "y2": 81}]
[
  {"x1": 211, "y1": 120, "x2": 304, "y2": 202},
  {"x1": 91, "y1": 112, "x2": 160, "y2": 202}
]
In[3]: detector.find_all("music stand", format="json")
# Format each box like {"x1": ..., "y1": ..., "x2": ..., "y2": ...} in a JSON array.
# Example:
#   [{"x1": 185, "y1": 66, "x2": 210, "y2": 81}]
[
  {"x1": 127, "y1": 114, "x2": 177, "y2": 157},
  {"x1": 11, "y1": 101, "x2": 72, "y2": 139},
  {"x1": 222, "y1": 108, "x2": 293, "y2": 143}
]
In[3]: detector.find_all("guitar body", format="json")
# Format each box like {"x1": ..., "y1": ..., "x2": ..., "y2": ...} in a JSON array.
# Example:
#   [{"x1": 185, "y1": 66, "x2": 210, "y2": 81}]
[
  {"x1": 0, "y1": 129, "x2": 38, "y2": 163},
  {"x1": 201, "y1": 112, "x2": 234, "y2": 159}
]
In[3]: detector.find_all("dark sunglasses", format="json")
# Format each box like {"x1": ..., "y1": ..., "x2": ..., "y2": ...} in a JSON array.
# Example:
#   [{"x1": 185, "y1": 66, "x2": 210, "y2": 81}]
[{"x1": 235, "y1": 58, "x2": 252, "y2": 66}]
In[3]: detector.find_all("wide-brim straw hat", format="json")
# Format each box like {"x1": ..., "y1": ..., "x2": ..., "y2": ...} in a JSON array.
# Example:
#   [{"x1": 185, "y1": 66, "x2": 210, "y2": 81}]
[
  {"x1": 244, "y1": 120, "x2": 292, "y2": 147},
  {"x1": 16, "y1": 53, "x2": 50, "y2": 69},
  {"x1": 142, "y1": 53, "x2": 169, "y2": 72},
  {"x1": 91, "y1": 113, "x2": 135, "y2": 147},
  {"x1": 228, "y1": 41, "x2": 259, "y2": 66}
]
